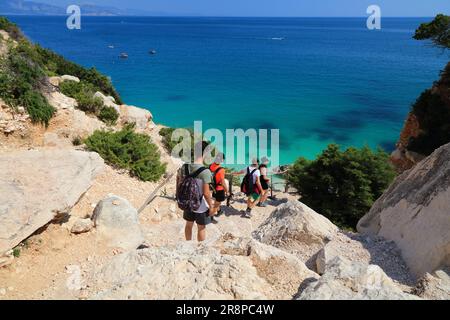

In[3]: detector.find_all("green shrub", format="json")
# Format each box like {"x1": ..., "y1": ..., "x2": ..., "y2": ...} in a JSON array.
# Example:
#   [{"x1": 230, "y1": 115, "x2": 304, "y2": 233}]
[
  {"x1": 414, "y1": 14, "x2": 450, "y2": 49},
  {"x1": 12, "y1": 247, "x2": 21, "y2": 258},
  {"x1": 0, "y1": 67, "x2": 15, "y2": 106},
  {"x1": 286, "y1": 144, "x2": 396, "y2": 230},
  {"x1": 60, "y1": 80, "x2": 105, "y2": 115},
  {"x1": 98, "y1": 106, "x2": 119, "y2": 125},
  {"x1": 20, "y1": 90, "x2": 55, "y2": 126},
  {"x1": 159, "y1": 126, "x2": 215, "y2": 161},
  {"x1": 59, "y1": 80, "x2": 84, "y2": 98},
  {"x1": 0, "y1": 42, "x2": 55, "y2": 125},
  {"x1": 85, "y1": 125, "x2": 166, "y2": 182},
  {"x1": 159, "y1": 127, "x2": 178, "y2": 152},
  {"x1": 76, "y1": 93, "x2": 104, "y2": 114}
]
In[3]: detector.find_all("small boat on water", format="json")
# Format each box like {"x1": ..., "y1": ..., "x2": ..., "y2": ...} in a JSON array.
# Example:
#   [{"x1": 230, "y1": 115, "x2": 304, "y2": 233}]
[
  {"x1": 149, "y1": 49, "x2": 157, "y2": 55},
  {"x1": 119, "y1": 52, "x2": 128, "y2": 59},
  {"x1": 108, "y1": 45, "x2": 114, "y2": 49}
]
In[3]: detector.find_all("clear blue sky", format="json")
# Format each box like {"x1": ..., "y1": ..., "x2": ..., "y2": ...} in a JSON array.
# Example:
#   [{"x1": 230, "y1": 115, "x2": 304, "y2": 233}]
[{"x1": 39, "y1": 0, "x2": 450, "y2": 17}]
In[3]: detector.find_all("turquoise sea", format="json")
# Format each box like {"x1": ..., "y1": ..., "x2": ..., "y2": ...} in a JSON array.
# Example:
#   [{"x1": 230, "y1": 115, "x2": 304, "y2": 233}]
[{"x1": 7, "y1": 16, "x2": 449, "y2": 164}]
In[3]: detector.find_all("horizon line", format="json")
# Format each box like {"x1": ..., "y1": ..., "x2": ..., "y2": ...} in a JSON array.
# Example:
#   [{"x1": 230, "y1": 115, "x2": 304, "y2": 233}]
[{"x1": 2, "y1": 14, "x2": 437, "y2": 18}]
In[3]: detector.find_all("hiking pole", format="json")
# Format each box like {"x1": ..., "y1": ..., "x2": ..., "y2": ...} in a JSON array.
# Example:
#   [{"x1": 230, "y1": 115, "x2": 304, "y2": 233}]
[
  {"x1": 138, "y1": 170, "x2": 177, "y2": 214},
  {"x1": 226, "y1": 173, "x2": 234, "y2": 207},
  {"x1": 270, "y1": 176, "x2": 274, "y2": 199}
]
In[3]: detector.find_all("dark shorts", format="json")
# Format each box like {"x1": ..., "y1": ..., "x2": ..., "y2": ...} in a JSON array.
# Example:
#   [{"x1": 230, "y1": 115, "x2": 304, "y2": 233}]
[
  {"x1": 213, "y1": 190, "x2": 226, "y2": 202},
  {"x1": 183, "y1": 210, "x2": 211, "y2": 226},
  {"x1": 261, "y1": 178, "x2": 269, "y2": 191}
]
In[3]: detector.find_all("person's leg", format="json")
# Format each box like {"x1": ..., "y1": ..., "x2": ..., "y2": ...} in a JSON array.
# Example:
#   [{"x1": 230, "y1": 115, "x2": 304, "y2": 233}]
[
  {"x1": 195, "y1": 210, "x2": 211, "y2": 241},
  {"x1": 185, "y1": 221, "x2": 194, "y2": 241},
  {"x1": 246, "y1": 196, "x2": 252, "y2": 209},
  {"x1": 249, "y1": 193, "x2": 260, "y2": 209},
  {"x1": 259, "y1": 189, "x2": 269, "y2": 206},
  {"x1": 197, "y1": 224, "x2": 206, "y2": 242}
]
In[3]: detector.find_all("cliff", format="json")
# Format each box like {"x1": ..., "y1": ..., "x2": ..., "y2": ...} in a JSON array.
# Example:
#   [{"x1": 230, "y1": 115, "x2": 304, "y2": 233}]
[{"x1": 391, "y1": 61, "x2": 450, "y2": 172}]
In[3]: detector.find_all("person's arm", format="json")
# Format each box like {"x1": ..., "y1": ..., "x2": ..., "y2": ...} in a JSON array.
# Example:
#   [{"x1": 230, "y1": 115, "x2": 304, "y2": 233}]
[
  {"x1": 203, "y1": 183, "x2": 215, "y2": 216},
  {"x1": 219, "y1": 170, "x2": 229, "y2": 195},
  {"x1": 232, "y1": 169, "x2": 246, "y2": 176},
  {"x1": 255, "y1": 175, "x2": 263, "y2": 192}
]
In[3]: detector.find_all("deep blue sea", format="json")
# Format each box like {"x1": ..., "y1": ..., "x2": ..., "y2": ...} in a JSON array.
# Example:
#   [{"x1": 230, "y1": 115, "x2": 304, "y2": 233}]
[{"x1": 7, "y1": 16, "x2": 449, "y2": 164}]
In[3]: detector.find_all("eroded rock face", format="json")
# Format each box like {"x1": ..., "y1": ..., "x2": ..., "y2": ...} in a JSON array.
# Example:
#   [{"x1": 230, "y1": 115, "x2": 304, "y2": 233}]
[
  {"x1": 216, "y1": 234, "x2": 319, "y2": 299},
  {"x1": 358, "y1": 143, "x2": 450, "y2": 277},
  {"x1": 86, "y1": 243, "x2": 273, "y2": 300},
  {"x1": 92, "y1": 195, "x2": 144, "y2": 251},
  {"x1": 253, "y1": 201, "x2": 338, "y2": 266},
  {"x1": 298, "y1": 257, "x2": 418, "y2": 300},
  {"x1": 0, "y1": 150, "x2": 104, "y2": 255},
  {"x1": 412, "y1": 269, "x2": 450, "y2": 300}
]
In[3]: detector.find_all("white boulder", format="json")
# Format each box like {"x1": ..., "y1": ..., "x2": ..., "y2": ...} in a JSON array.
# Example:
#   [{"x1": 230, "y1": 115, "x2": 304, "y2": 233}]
[
  {"x1": 253, "y1": 201, "x2": 338, "y2": 265},
  {"x1": 119, "y1": 105, "x2": 153, "y2": 130},
  {"x1": 0, "y1": 150, "x2": 104, "y2": 255},
  {"x1": 298, "y1": 257, "x2": 419, "y2": 300},
  {"x1": 92, "y1": 195, "x2": 144, "y2": 251}
]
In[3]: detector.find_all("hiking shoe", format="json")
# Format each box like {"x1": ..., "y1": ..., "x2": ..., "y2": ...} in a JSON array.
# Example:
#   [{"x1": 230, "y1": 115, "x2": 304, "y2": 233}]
[
  {"x1": 259, "y1": 202, "x2": 268, "y2": 207},
  {"x1": 244, "y1": 211, "x2": 252, "y2": 219},
  {"x1": 211, "y1": 216, "x2": 219, "y2": 224},
  {"x1": 216, "y1": 209, "x2": 224, "y2": 217}
]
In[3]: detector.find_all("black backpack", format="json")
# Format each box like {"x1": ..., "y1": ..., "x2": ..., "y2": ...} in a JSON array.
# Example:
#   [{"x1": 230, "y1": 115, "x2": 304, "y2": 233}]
[
  {"x1": 176, "y1": 164, "x2": 208, "y2": 212},
  {"x1": 241, "y1": 167, "x2": 257, "y2": 196}
]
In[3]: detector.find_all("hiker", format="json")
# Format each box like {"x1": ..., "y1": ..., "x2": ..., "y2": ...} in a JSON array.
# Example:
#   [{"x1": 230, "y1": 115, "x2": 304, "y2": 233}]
[
  {"x1": 176, "y1": 141, "x2": 215, "y2": 242},
  {"x1": 209, "y1": 152, "x2": 229, "y2": 221},
  {"x1": 258, "y1": 157, "x2": 271, "y2": 207},
  {"x1": 234, "y1": 158, "x2": 262, "y2": 219}
]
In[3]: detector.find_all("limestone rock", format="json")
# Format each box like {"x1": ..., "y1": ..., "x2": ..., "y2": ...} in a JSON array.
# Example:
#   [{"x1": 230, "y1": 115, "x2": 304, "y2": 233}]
[
  {"x1": 253, "y1": 201, "x2": 338, "y2": 265},
  {"x1": 86, "y1": 243, "x2": 272, "y2": 300},
  {"x1": 71, "y1": 218, "x2": 94, "y2": 234},
  {"x1": 216, "y1": 234, "x2": 319, "y2": 299},
  {"x1": 358, "y1": 142, "x2": 450, "y2": 277},
  {"x1": 0, "y1": 250, "x2": 14, "y2": 268},
  {"x1": 298, "y1": 257, "x2": 419, "y2": 300},
  {"x1": 413, "y1": 269, "x2": 450, "y2": 300},
  {"x1": 43, "y1": 132, "x2": 71, "y2": 148},
  {"x1": 316, "y1": 242, "x2": 341, "y2": 275},
  {"x1": 0, "y1": 150, "x2": 104, "y2": 255},
  {"x1": 61, "y1": 75, "x2": 80, "y2": 83},
  {"x1": 118, "y1": 105, "x2": 153, "y2": 130},
  {"x1": 44, "y1": 90, "x2": 77, "y2": 110},
  {"x1": 92, "y1": 195, "x2": 144, "y2": 251},
  {"x1": 94, "y1": 92, "x2": 120, "y2": 113},
  {"x1": 49, "y1": 75, "x2": 80, "y2": 87}
]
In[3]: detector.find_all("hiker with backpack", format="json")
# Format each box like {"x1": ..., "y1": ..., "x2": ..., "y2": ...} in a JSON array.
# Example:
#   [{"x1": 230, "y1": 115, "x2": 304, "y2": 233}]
[
  {"x1": 258, "y1": 157, "x2": 271, "y2": 207},
  {"x1": 176, "y1": 141, "x2": 215, "y2": 242},
  {"x1": 209, "y1": 152, "x2": 229, "y2": 221},
  {"x1": 234, "y1": 158, "x2": 263, "y2": 219}
]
